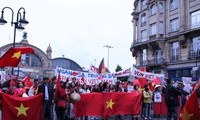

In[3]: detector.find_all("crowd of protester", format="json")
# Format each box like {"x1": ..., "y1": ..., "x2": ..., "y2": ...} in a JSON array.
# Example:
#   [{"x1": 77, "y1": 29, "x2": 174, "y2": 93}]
[{"x1": 0, "y1": 76, "x2": 200, "y2": 120}]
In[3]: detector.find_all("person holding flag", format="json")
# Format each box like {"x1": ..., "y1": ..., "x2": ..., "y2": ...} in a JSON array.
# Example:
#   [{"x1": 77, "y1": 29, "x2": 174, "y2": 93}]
[{"x1": 28, "y1": 79, "x2": 39, "y2": 96}]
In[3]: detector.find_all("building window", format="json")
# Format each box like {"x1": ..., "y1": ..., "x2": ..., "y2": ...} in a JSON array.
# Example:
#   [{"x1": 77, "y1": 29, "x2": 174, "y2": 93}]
[
  {"x1": 141, "y1": 13, "x2": 146, "y2": 27},
  {"x1": 142, "y1": 49, "x2": 147, "y2": 65},
  {"x1": 159, "y1": 3, "x2": 164, "y2": 13},
  {"x1": 155, "y1": 50, "x2": 162, "y2": 63},
  {"x1": 20, "y1": 54, "x2": 42, "y2": 67},
  {"x1": 171, "y1": 42, "x2": 179, "y2": 62},
  {"x1": 150, "y1": 23, "x2": 157, "y2": 36},
  {"x1": 170, "y1": 0, "x2": 178, "y2": 10},
  {"x1": 159, "y1": 21, "x2": 164, "y2": 34},
  {"x1": 170, "y1": 18, "x2": 179, "y2": 32},
  {"x1": 150, "y1": 4, "x2": 157, "y2": 15},
  {"x1": 141, "y1": 0, "x2": 147, "y2": 10},
  {"x1": 192, "y1": 36, "x2": 200, "y2": 51},
  {"x1": 191, "y1": 10, "x2": 200, "y2": 29},
  {"x1": 182, "y1": 70, "x2": 190, "y2": 77},
  {"x1": 141, "y1": 30, "x2": 147, "y2": 42},
  {"x1": 175, "y1": 70, "x2": 182, "y2": 77}
]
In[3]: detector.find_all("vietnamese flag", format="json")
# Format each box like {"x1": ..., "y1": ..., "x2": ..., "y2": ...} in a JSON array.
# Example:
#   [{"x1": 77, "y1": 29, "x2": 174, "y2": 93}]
[
  {"x1": 103, "y1": 92, "x2": 142, "y2": 118},
  {"x1": 22, "y1": 74, "x2": 30, "y2": 83},
  {"x1": 0, "y1": 47, "x2": 34, "y2": 68},
  {"x1": 149, "y1": 77, "x2": 161, "y2": 90},
  {"x1": 1, "y1": 93, "x2": 43, "y2": 120},
  {"x1": 140, "y1": 67, "x2": 146, "y2": 72},
  {"x1": 22, "y1": 74, "x2": 33, "y2": 87},
  {"x1": 74, "y1": 92, "x2": 142, "y2": 118},
  {"x1": 138, "y1": 77, "x2": 147, "y2": 88},
  {"x1": 133, "y1": 79, "x2": 141, "y2": 86},
  {"x1": 178, "y1": 91, "x2": 200, "y2": 120},
  {"x1": 74, "y1": 93, "x2": 104, "y2": 117}
]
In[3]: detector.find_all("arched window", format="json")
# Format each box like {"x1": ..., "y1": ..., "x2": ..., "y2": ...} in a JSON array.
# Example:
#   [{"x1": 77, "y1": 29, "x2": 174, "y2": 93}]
[
  {"x1": 150, "y1": 4, "x2": 157, "y2": 15},
  {"x1": 159, "y1": 3, "x2": 164, "y2": 13},
  {"x1": 141, "y1": 0, "x2": 147, "y2": 10},
  {"x1": 170, "y1": 0, "x2": 178, "y2": 10},
  {"x1": 141, "y1": 13, "x2": 146, "y2": 27},
  {"x1": 21, "y1": 54, "x2": 42, "y2": 67}
]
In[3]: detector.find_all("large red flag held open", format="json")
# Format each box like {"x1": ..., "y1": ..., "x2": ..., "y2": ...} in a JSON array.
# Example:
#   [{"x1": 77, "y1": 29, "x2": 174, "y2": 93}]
[
  {"x1": 74, "y1": 92, "x2": 142, "y2": 118},
  {"x1": 1, "y1": 93, "x2": 43, "y2": 120},
  {"x1": 0, "y1": 47, "x2": 34, "y2": 68},
  {"x1": 178, "y1": 91, "x2": 200, "y2": 120}
]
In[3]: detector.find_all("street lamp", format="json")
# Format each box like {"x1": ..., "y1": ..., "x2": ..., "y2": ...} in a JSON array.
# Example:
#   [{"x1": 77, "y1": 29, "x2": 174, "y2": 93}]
[
  {"x1": 0, "y1": 7, "x2": 29, "y2": 74},
  {"x1": 103, "y1": 45, "x2": 113, "y2": 70},
  {"x1": 0, "y1": 7, "x2": 29, "y2": 48},
  {"x1": 189, "y1": 49, "x2": 200, "y2": 80}
]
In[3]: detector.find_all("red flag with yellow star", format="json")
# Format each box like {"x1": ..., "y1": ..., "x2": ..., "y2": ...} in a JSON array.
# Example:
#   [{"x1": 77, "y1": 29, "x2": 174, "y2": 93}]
[
  {"x1": 178, "y1": 91, "x2": 200, "y2": 120},
  {"x1": 103, "y1": 92, "x2": 142, "y2": 118},
  {"x1": 0, "y1": 47, "x2": 34, "y2": 68},
  {"x1": 149, "y1": 77, "x2": 161, "y2": 90},
  {"x1": 74, "y1": 92, "x2": 142, "y2": 118},
  {"x1": 1, "y1": 93, "x2": 43, "y2": 120}
]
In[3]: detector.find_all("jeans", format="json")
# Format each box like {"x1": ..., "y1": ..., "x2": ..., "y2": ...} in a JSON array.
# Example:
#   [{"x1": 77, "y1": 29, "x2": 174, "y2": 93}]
[
  {"x1": 43, "y1": 100, "x2": 53, "y2": 120},
  {"x1": 144, "y1": 103, "x2": 151, "y2": 118},
  {"x1": 56, "y1": 106, "x2": 66, "y2": 120},
  {"x1": 167, "y1": 106, "x2": 178, "y2": 120}
]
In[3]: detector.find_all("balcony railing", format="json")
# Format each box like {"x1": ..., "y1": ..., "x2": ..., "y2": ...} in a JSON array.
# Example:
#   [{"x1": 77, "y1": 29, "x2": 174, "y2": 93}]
[
  {"x1": 170, "y1": 55, "x2": 180, "y2": 62},
  {"x1": 182, "y1": 22, "x2": 200, "y2": 33},
  {"x1": 188, "y1": 49, "x2": 200, "y2": 60},
  {"x1": 148, "y1": 58, "x2": 165, "y2": 65},
  {"x1": 141, "y1": 60, "x2": 148, "y2": 66}
]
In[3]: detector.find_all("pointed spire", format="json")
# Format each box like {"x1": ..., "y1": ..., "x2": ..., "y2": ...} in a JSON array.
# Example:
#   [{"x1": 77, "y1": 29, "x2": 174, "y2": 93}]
[
  {"x1": 46, "y1": 44, "x2": 52, "y2": 52},
  {"x1": 46, "y1": 44, "x2": 52, "y2": 59}
]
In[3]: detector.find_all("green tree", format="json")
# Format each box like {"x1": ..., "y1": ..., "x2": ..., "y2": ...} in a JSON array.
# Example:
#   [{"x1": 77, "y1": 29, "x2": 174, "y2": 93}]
[
  {"x1": 115, "y1": 64, "x2": 122, "y2": 72},
  {"x1": 115, "y1": 65, "x2": 128, "y2": 82}
]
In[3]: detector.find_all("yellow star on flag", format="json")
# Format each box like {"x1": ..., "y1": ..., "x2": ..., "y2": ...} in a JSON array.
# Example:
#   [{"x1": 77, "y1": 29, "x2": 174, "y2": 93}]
[
  {"x1": 106, "y1": 99, "x2": 115, "y2": 109},
  {"x1": 15, "y1": 103, "x2": 30, "y2": 117},
  {"x1": 12, "y1": 51, "x2": 21, "y2": 59},
  {"x1": 180, "y1": 108, "x2": 193, "y2": 120}
]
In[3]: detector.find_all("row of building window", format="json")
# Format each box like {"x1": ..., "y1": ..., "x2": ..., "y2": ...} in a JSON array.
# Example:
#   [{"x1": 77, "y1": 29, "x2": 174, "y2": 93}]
[
  {"x1": 141, "y1": 0, "x2": 178, "y2": 11},
  {"x1": 139, "y1": 10, "x2": 200, "y2": 42},
  {"x1": 140, "y1": 37, "x2": 200, "y2": 65}
]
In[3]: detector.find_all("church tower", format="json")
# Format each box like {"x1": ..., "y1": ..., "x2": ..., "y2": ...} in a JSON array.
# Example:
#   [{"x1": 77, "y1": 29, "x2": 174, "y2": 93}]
[{"x1": 46, "y1": 44, "x2": 52, "y2": 59}]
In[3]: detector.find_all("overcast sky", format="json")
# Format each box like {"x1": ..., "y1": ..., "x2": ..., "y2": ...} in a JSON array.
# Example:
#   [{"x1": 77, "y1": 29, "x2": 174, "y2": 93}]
[{"x1": 0, "y1": 0, "x2": 135, "y2": 72}]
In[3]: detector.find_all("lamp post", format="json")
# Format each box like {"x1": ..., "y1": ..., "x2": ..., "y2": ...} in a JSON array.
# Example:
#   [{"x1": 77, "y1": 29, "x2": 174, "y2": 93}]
[
  {"x1": 103, "y1": 45, "x2": 113, "y2": 70},
  {"x1": 190, "y1": 49, "x2": 200, "y2": 80},
  {"x1": 0, "y1": 7, "x2": 29, "y2": 74}
]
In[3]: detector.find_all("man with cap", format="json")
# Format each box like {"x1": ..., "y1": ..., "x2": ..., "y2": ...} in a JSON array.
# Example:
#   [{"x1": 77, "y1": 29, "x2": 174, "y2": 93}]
[
  {"x1": 28, "y1": 79, "x2": 39, "y2": 96},
  {"x1": 38, "y1": 77, "x2": 54, "y2": 120}
]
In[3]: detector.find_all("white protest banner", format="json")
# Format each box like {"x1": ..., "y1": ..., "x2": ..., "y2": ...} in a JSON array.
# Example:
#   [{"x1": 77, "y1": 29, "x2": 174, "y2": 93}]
[
  {"x1": 131, "y1": 66, "x2": 164, "y2": 81},
  {"x1": 55, "y1": 67, "x2": 116, "y2": 85},
  {"x1": 182, "y1": 77, "x2": 192, "y2": 85},
  {"x1": 114, "y1": 67, "x2": 132, "y2": 77}
]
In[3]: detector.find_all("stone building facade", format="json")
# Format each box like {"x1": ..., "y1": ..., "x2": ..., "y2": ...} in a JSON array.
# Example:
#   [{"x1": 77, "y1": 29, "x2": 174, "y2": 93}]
[{"x1": 130, "y1": 0, "x2": 200, "y2": 81}]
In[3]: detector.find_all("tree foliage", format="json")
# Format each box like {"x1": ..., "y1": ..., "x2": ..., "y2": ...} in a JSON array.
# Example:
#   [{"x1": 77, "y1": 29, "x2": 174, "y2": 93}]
[{"x1": 115, "y1": 64, "x2": 122, "y2": 72}]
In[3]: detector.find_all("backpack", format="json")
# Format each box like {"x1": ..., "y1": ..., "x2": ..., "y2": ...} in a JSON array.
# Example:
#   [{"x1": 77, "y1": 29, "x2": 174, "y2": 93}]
[{"x1": 165, "y1": 86, "x2": 175, "y2": 106}]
